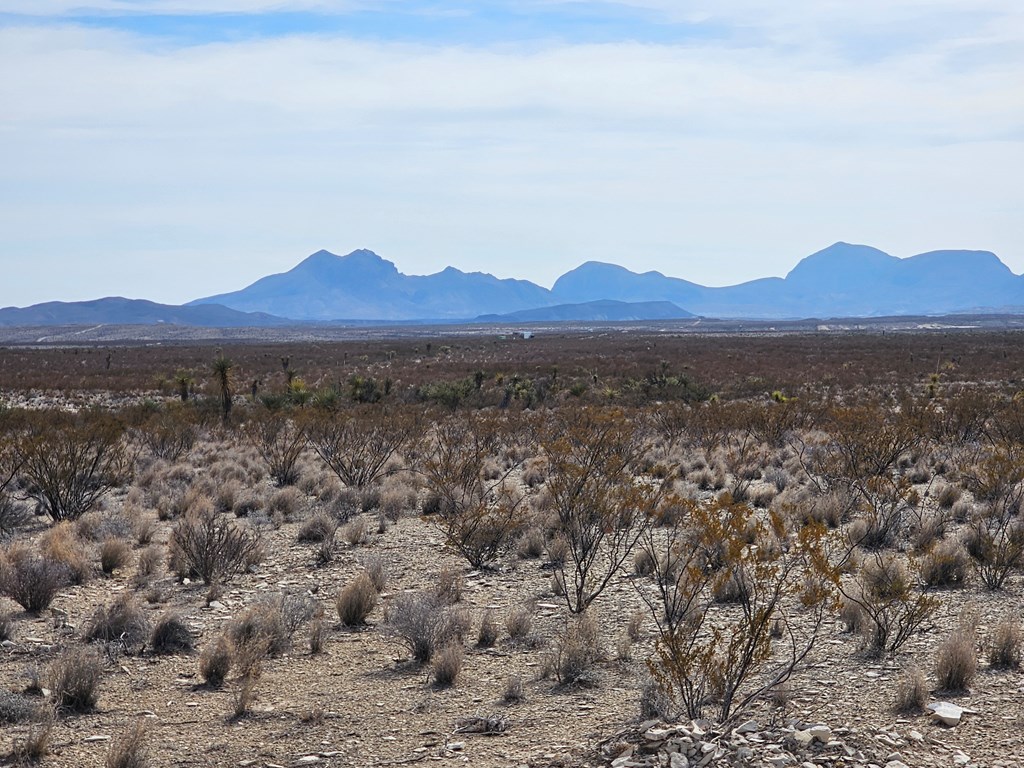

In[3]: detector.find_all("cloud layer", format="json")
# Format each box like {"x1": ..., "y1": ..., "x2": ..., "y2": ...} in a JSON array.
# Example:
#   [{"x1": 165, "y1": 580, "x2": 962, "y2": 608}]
[{"x1": 1, "y1": 2, "x2": 1022, "y2": 306}]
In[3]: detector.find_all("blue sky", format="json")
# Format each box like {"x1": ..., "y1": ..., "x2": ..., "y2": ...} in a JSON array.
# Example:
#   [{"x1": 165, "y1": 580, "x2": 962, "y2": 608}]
[{"x1": 1, "y1": 1, "x2": 1022, "y2": 307}]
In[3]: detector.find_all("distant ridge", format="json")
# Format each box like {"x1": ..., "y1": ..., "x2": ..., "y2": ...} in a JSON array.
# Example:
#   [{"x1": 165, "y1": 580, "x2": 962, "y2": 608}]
[{"x1": 4, "y1": 242, "x2": 1023, "y2": 327}]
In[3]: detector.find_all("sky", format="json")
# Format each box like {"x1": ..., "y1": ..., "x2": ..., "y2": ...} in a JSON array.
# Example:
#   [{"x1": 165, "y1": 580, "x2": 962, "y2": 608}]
[{"x1": 1, "y1": 1, "x2": 1022, "y2": 307}]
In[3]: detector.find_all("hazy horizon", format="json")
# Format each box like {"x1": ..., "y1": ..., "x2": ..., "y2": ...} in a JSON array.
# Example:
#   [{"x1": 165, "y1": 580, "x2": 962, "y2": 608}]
[{"x1": 2, "y1": 1, "x2": 1022, "y2": 307}]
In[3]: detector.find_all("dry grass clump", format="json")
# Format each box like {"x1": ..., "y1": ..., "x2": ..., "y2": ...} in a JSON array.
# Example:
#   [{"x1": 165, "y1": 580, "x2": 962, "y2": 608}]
[
  {"x1": 0, "y1": 689, "x2": 40, "y2": 724},
  {"x1": 933, "y1": 481, "x2": 962, "y2": 509},
  {"x1": 434, "y1": 566, "x2": 463, "y2": 604},
  {"x1": 214, "y1": 480, "x2": 240, "y2": 514},
  {"x1": 149, "y1": 613, "x2": 194, "y2": 655},
  {"x1": 48, "y1": 646, "x2": 102, "y2": 714},
  {"x1": 505, "y1": 603, "x2": 533, "y2": 642},
  {"x1": 308, "y1": 617, "x2": 327, "y2": 654},
  {"x1": 432, "y1": 644, "x2": 464, "y2": 687},
  {"x1": 199, "y1": 635, "x2": 233, "y2": 687},
  {"x1": 133, "y1": 515, "x2": 158, "y2": 546},
  {"x1": 105, "y1": 719, "x2": 149, "y2": 768},
  {"x1": 920, "y1": 539, "x2": 969, "y2": 587},
  {"x1": 336, "y1": 573, "x2": 378, "y2": 627},
  {"x1": 0, "y1": 611, "x2": 12, "y2": 642},
  {"x1": 134, "y1": 545, "x2": 162, "y2": 581},
  {"x1": 934, "y1": 624, "x2": 978, "y2": 692},
  {"x1": 268, "y1": 487, "x2": 303, "y2": 521},
  {"x1": 553, "y1": 612, "x2": 601, "y2": 686},
  {"x1": 633, "y1": 548, "x2": 656, "y2": 576},
  {"x1": 861, "y1": 554, "x2": 909, "y2": 600},
  {"x1": 10, "y1": 716, "x2": 53, "y2": 762},
  {"x1": 100, "y1": 537, "x2": 131, "y2": 575},
  {"x1": 342, "y1": 517, "x2": 368, "y2": 546},
  {"x1": 40, "y1": 523, "x2": 92, "y2": 584},
  {"x1": 385, "y1": 592, "x2": 468, "y2": 663},
  {"x1": 85, "y1": 594, "x2": 150, "y2": 650},
  {"x1": 503, "y1": 675, "x2": 525, "y2": 703},
  {"x1": 297, "y1": 511, "x2": 336, "y2": 543},
  {"x1": 0, "y1": 545, "x2": 68, "y2": 614},
  {"x1": 893, "y1": 666, "x2": 928, "y2": 713},
  {"x1": 516, "y1": 527, "x2": 546, "y2": 559},
  {"x1": 362, "y1": 554, "x2": 388, "y2": 592},
  {"x1": 232, "y1": 491, "x2": 264, "y2": 518},
  {"x1": 476, "y1": 611, "x2": 498, "y2": 648},
  {"x1": 230, "y1": 593, "x2": 316, "y2": 658},
  {"x1": 988, "y1": 619, "x2": 1022, "y2": 670},
  {"x1": 839, "y1": 596, "x2": 868, "y2": 634}
]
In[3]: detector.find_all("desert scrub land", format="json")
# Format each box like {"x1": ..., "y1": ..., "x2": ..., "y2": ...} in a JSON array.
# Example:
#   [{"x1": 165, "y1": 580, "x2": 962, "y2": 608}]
[{"x1": 0, "y1": 331, "x2": 1023, "y2": 767}]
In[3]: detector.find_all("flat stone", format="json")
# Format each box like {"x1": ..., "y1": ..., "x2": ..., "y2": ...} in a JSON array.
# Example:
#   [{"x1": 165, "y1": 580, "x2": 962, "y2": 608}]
[
  {"x1": 84, "y1": 735, "x2": 110, "y2": 743},
  {"x1": 735, "y1": 719, "x2": 760, "y2": 735},
  {"x1": 669, "y1": 754, "x2": 689, "y2": 768},
  {"x1": 927, "y1": 702, "x2": 964, "y2": 727}
]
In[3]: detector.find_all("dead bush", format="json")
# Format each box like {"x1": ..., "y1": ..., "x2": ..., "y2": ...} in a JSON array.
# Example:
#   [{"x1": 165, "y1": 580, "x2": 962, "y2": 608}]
[
  {"x1": 477, "y1": 611, "x2": 498, "y2": 648},
  {"x1": 432, "y1": 644, "x2": 463, "y2": 687},
  {"x1": 363, "y1": 554, "x2": 388, "y2": 592},
  {"x1": 297, "y1": 512, "x2": 336, "y2": 543},
  {"x1": 502, "y1": 675, "x2": 525, "y2": 703},
  {"x1": 934, "y1": 626, "x2": 977, "y2": 692},
  {"x1": 40, "y1": 523, "x2": 91, "y2": 584},
  {"x1": 0, "y1": 545, "x2": 68, "y2": 614},
  {"x1": 516, "y1": 527, "x2": 546, "y2": 559},
  {"x1": 0, "y1": 689, "x2": 40, "y2": 724},
  {"x1": 169, "y1": 511, "x2": 262, "y2": 585},
  {"x1": 920, "y1": 539, "x2": 969, "y2": 587},
  {"x1": 988, "y1": 619, "x2": 1022, "y2": 670},
  {"x1": 434, "y1": 566, "x2": 463, "y2": 604},
  {"x1": 105, "y1": 719, "x2": 149, "y2": 768},
  {"x1": 85, "y1": 594, "x2": 150, "y2": 651},
  {"x1": 100, "y1": 537, "x2": 131, "y2": 576},
  {"x1": 199, "y1": 635, "x2": 233, "y2": 687},
  {"x1": 893, "y1": 666, "x2": 928, "y2": 713},
  {"x1": 48, "y1": 646, "x2": 102, "y2": 714},
  {"x1": 336, "y1": 573, "x2": 378, "y2": 627},
  {"x1": 505, "y1": 604, "x2": 533, "y2": 641},
  {"x1": 554, "y1": 612, "x2": 601, "y2": 686},
  {"x1": 150, "y1": 613, "x2": 194, "y2": 655},
  {"x1": 242, "y1": 411, "x2": 306, "y2": 486},
  {"x1": 385, "y1": 592, "x2": 465, "y2": 663}
]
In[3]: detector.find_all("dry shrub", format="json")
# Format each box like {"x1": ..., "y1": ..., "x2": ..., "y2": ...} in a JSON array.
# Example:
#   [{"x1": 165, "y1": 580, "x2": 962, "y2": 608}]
[
  {"x1": 434, "y1": 566, "x2": 463, "y2": 604},
  {"x1": 336, "y1": 573, "x2": 378, "y2": 627},
  {"x1": 232, "y1": 492, "x2": 264, "y2": 518},
  {"x1": 199, "y1": 635, "x2": 233, "y2": 687},
  {"x1": 297, "y1": 512, "x2": 336, "y2": 543},
  {"x1": 169, "y1": 511, "x2": 262, "y2": 585},
  {"x1": 839, "y1": 596, "x2": 867, "y2": 634},
  {"x1": 0, "y1": 689, "x2": 40, "y2": 724},
  {"x1": 920, "y1": 539, "x2": 969, "y2": 587},
  {"x1": 308, "y1": 618, "x2": 327, "y2": 654},
  {"x1": 342, "y1": 517, "x2": 367, "y2": 546},
  {"x1": 503, "y1": 675, "x2": 525, "y2": 703},
  {"x1": 100, "y1": 537, "x2": 131, "y2": 575},
  {"x1": 230, "y1": 673, "x2": 259, "y2": 720},
  {"x1": 85, "y1": 594, "x2": 150, "y2": 650},
  {"x1": 711, "y1": 569, "x2": 746, "y2": 604},
  {"x1": 0, "y1": 545, "x2": 68, "y2": 614},
  {"x1": 40, "y1": 523, "x2": 92, "y2": 584},
  {"x1": 516, "y1": 527, "x2": 546, "y2": 559},
  {"x1": 988, "y1": 619, "x2": 1022, "y2": 670},
  {"x1": 626, "y1": 610, "x2": 645, "y2": 642},
  {"x1": 934, "y1": 626, "x2": 978, "y2": 692},
  {"x1": 893, "y1": 666, "x2": 928, "y2": 713},
  {"x1": 505, "y1": 604, "x2": 533, "y2": 641},
  {"x1": 231, "y1": 593, "x2": 315, "y2": 657},
  {"x1": 545, "y1": 536, "x2": 569, "y2": 566},
  {"x1": 378, "y1": 489, "x2": 410, "y2": 522},
  {"x1": 640, "y1": 676, "x2": 672, "y2": 719},
  {"x1": 0, "y1": 611, "x2": 12, "y2": 642},
  {"x1": 135, "y1": 546, "x2": 162, "y2": 580},
  {"x1": 48, "y1": 646, "x2": 102, "y2": 713},
  {"x1": 477, "y1": 611, "x2": 498, "y2": 648},
  {"x1": 861, "y1": 554, "x2": 909, "y2": 600},
  {"x1": 268, "y1": 487, "x2": 303, "y2": 521},
  {"x1": 363, "y1": 555, "x2": 388, "y2": 592},
  {"x1": 633, "y1": 548, "x2": 656, "y2": 576},
  {"x1": 150, "y1": 613, "x2": 194, "y2": 655},
  {"x1": 385, "y1": 592, "x2": 466, "y2": 663},
  {"x1": 11, "y1": 716, "x2": 53, "y2": 762},
  {"x1": 554, "y1": 612, "x2": 601, "y2": 686},
  {"x1": 105, "y1": 719, "x2": 149, "y2": 768},
  {"x1": 934, "y1": 482, "x2": 962, "y2": 509},
  {"x1": 214, "y1": 480, "x2": 240, "y2": 514},
  {"x1": 133, "y1": 515, "x2": 158, "y2": 546},
  {"x1": 432, "y1": 644, "x2": 463, "y2": 687}
]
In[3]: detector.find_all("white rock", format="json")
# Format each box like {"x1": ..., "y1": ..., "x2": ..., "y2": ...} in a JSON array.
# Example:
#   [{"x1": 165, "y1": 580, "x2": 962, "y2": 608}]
[
  {"x1": 669, "y1": 753, "x2": 689, "y2": 768},
  {"x1": 791, "y1": 730, "x2": 814, "y2": 747},
  {"x1": 807, "y1": 724, "x2": 831, "y2": 742},
  {"x1": 927, "y1": 701, "x2": 964, "y2": 727}
]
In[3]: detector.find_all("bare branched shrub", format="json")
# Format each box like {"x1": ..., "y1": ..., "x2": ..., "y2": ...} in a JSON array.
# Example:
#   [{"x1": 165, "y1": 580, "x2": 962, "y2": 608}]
[
  {"x1": 136, "y1": 406, "x2": 198, "y2": 462},
  {"x1": 17, "y1": 410, "x2": 131, "y2": 522},
  {"x1": 988, "y1": 619, "x2": 1022, "y2": 669},
  {"x1": 432, "y1": 644, "x2": 463, "y2": 687},
  {"x1": 150, "y1": 613, "x2": 194, "y2": 655},
  {"x1": 199, "y1": 635, "x2": 233, "y2": 687},
  {"x1": 0, "y1": 545, "x2": 68, "y2": 614},
  {"x1": 85, "y1": 594, "x2": 150, "y2": 651},
  {"x1": 385, "y1": 592, "x2": 465, "y2": 663},
  {"x1": 893, "y1": 666, "x2": 928, "y2": 713},
  {"x1": 48, "y1": 646, "x2": 102, "y2": 714},
  {"x1": 105, "y1": 719, "x2": 149, "y2": 768},
  {"x1": 304, "y1": 406, "x2": 414, "y2": 489},
  {"x1": 242, "y1": 410, "x2": 306, "y2": 486},
  {"x1": 421, "y1": 411, "x2": 529, "y2": 569},
  {"x1": 230, "y1": 593, "x2": 315, "y2": 658},
  {"x1": 935, "y1": 625, "x2": 977, "y2": 692},
  {"x1": 336, "y1": 573, "x2": 378, "y2": 627},
  {"x1": 169, "y1": 511, "x2": 262, "y2": 585}
]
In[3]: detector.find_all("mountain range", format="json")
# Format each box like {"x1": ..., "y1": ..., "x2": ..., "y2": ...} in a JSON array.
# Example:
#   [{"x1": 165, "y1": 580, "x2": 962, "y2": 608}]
[{"x1": 4, "y1": 242, "x2": 1022, "y2": 327}]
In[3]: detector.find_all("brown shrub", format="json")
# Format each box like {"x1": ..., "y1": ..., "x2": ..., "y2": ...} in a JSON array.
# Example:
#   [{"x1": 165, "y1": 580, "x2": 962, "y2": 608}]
[
  {"x1": 934, "y1": 627, "x2": 978, "y2": 692},
  {"x1": 199, "y1": 635, "x2": 233, "y2": 687},
  {"x1": 297, "y1": 512, "x2": 336, "y2": 543},
  {"x1": 920, "y1": 539, "x2": 969, "y2": 587},
  {"x1": 554, "y1": 612, "x2": 601, "y2": 686},
  {"x1": 0, "y1": 545, "x2": 68, "y2": 614},
  {"x1": 336, "y1": 573, "x2": 378, "y2": 627},
  {"x1": 893, "y1": 666, "x2": 928, "y2": 713},
  {"x1": 477, "y1": 611, "x2": 498, "y2": 648},
  {"x1": 48, "y1": 646, "x2": 102, "y2": 713},
  {"x1": 40, "y1": 523, "x2": 92, "y2": 584},
  {"x1": 988, "y1": 620, "x2": 1022, "y2": 670},
  {"x1": 432, "y1": 644, "x2": 463, "y2": 687},
  {"x1": 505, "y1": 604, "x2": 533, "y2": 641},
  {"x1": 149, "y1": 613, "x2": 194, "y2": 655},
  {"x1": 384, "y1": 592, "x2": 465, "y2": 663},
  {"x1": 362, "y1": 555, "x2": 388, "y2": 592},
  {"x1": 105, "y1": 719, "x2": 149, "y2": 768},
  {"x1": 100, "y1": 537, "x2": 131, "y2": 575},
  {"x1": 85, "y1": 593, "x2": 151, "y2": 651}
]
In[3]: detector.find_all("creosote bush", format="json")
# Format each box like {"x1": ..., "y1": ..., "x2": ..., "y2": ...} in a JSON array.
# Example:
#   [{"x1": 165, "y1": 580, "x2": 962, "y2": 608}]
[{"x1": 169, "y1": 510, "x2": 262, "y2": 585}]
